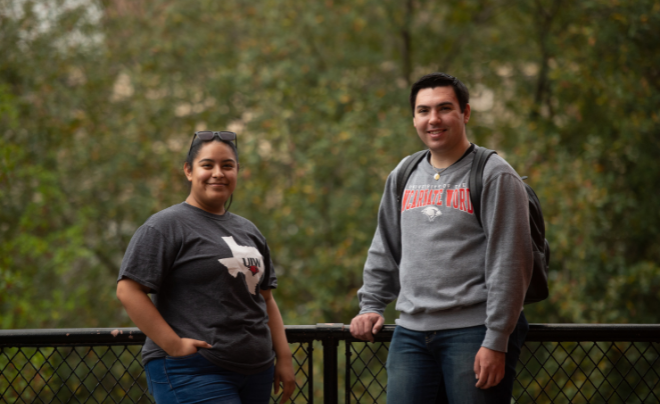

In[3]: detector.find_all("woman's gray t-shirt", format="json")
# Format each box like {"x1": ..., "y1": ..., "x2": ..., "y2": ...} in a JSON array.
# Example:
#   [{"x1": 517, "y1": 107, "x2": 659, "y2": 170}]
[{"x1": 118, "y1": 202, "x2": 278, "y2": 374}]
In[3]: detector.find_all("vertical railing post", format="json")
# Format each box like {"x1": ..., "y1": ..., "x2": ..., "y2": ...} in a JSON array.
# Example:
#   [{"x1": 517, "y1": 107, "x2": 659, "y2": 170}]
[
  {"x1": 345, "y1": 340, "x2": 352, "y2": 404},
  {"x1": 307, "y1": 341, "x2": 314, "y2": 404},
  {"x1": 317, "y1": 323, "x2": 344, "y2": 404},
  {"x1": 322, "y1": 337, "x2": 338, "y2": 404}
]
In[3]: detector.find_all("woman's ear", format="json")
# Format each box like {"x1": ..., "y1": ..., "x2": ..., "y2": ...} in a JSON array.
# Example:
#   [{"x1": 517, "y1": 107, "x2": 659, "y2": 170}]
[{"x1": 183, "y1": 162, "x2": 193, "y2": 181}]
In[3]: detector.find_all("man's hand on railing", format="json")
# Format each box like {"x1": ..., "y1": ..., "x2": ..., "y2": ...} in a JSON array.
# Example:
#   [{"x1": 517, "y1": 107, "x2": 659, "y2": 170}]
[{"x1": 349, "y1": 313, "x2": 385, "y2": 343}]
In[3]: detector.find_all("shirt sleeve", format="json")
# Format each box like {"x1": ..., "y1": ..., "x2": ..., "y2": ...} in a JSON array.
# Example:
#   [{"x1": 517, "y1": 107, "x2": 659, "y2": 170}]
[
  {"x1": 357, "y1": 171, "x2": 402, "y2": 316},
  {"x1": 480, "y1": 171, "x2": 534, "y2": 352},
  {"x1": 118, "y1": 224, "x2": 177, "y2": 293},
  {"x1": 260, "y1": 241, "x2": 278, "y2": 290}
]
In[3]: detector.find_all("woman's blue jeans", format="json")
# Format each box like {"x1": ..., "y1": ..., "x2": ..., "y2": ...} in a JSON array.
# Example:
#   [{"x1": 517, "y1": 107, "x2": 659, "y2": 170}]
[
  {"x1": 386, "y1": 311, "x2": 528, "y2": 404},
  {"x1": 143, "y1": 352, "x2": 274, "y2": 404}
]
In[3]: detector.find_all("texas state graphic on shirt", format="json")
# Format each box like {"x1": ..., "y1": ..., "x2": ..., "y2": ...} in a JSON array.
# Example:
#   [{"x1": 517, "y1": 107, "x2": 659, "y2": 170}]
[{"x1": 218, "y1": 236, "x2": 264, "y2": 295}]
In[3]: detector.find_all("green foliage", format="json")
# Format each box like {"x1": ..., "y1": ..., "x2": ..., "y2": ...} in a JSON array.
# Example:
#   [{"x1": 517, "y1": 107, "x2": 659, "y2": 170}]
[{"x1": 0, "y1": 0, "x2": 658, "y2": 330}]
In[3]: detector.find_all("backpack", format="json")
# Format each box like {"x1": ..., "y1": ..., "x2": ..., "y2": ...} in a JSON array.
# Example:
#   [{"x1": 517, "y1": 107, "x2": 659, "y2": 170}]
[{"x1": 395, "y1": 146, "x2": 550, "y2": 304}]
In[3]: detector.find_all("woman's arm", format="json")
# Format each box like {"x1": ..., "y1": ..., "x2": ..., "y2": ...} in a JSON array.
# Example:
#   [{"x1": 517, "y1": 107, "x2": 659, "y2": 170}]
[
  {"x1": 260, "y1": 289, "x2": 296, "y2": 403},
  {"x1": 117, "y1": 278, "x2": 212, "y2": 356}
]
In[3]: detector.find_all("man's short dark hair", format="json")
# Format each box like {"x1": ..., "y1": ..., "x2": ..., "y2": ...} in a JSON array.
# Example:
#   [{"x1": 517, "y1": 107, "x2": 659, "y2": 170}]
[{"x1": 409, "y1": 72, "x2": 470, "y2": 116}]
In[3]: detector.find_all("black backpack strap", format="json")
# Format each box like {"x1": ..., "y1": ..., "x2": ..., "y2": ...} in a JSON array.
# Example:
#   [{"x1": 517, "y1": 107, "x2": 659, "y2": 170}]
[
  {"x1": 469, "y1": 146, "x2": 497, "y2": 227},
  {"x1": 396, "y1": 150, "x2": 428, "y2": 206}
]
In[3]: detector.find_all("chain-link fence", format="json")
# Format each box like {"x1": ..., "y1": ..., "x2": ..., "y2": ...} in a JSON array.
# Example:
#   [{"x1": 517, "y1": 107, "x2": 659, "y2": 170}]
[
  {"x1": 2, "y1": 325, "x2": 659, "y2": 403},
  {"x1": 0, "y1": 342, "x2": 315, "y2": 404},
  {"x1": 345, "y1": 340, "x2": 660, "y2": 404},
  {"x1": 0, "y1": 328, "x2": 314, "y2": 404},
  {"x1": 1, "y1": 344, "x2": 150, "y2": 403},
  {"x1": 344, "y1": 325, "x2": 660, "y2": 404},
  {"x1": 516, "y1": 340, "x2": 659, "y2": 403}
]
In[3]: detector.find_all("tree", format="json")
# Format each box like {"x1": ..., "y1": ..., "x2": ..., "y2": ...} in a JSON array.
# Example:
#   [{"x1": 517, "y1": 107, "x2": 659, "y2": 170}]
[{"x1": 1, "y1": 0, "x2": 658, "y2": 330}]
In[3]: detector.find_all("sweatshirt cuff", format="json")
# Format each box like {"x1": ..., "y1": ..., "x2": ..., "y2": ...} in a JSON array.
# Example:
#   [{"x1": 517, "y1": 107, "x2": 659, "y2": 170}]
[
  {"x1": 482, "y1": 328, "x2": 509, "y2": 353},
  {"x1": 358, "y1": 307, "x2": 385, "y2": 317}
]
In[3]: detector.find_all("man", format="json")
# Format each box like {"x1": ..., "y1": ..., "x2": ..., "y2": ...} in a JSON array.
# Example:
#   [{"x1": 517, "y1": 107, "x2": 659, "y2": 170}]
[{"x1": 350, "y1": 72, "x2": 533, "y2": 403}]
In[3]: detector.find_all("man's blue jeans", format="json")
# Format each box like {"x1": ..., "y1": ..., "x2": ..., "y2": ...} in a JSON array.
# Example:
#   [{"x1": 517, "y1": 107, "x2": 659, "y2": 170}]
[
  {"x1": 144, "y1": 352, "x2": 274, "y2": 404},
  {"x1": 386, "y1": 312, "x2": 528, "y2": 404}
]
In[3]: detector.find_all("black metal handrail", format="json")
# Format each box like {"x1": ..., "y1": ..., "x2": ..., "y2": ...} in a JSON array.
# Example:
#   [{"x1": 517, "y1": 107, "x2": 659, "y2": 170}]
[
  {"x1": 4, "y1": 323, "x2": 658, "y2": 345},
  {"x1": 1, "y1": 324, "x2": 659, "y2": 403}
]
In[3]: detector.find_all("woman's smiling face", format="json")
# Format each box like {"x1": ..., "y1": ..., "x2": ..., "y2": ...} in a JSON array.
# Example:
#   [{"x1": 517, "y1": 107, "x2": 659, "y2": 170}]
[{"x1": 184, "y1": 141, "x2": 238, "y2": 215}]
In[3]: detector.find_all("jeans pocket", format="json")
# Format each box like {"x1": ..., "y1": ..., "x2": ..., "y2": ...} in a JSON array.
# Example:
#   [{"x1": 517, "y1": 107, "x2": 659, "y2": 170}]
[
  {"x1": 145, "y1": 359, "x2": 170, "y2": 387},
  {"x1": 165, "y1": 352, "x2": 201, "y2": 360},
  {"x1": 165, "y1": 352, "x2": 214, "y2": 378},
  {"x1": 144, "y1": 362, "x2": 154, "y2": 394},
  {"x1": 145, "y1": 358, "x2": 178, "y2": 403}
]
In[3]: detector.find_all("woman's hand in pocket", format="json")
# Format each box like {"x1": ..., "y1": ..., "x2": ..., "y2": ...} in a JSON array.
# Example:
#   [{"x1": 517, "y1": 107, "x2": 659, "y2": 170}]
[{"x1": 168, "y1": 338, "x2": 212, "y2": 357}]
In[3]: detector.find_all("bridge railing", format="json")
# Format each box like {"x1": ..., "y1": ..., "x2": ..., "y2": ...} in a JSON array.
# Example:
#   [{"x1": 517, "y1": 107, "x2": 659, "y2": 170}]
[{"x1": 1, "y1": 324, "x2": 659, "y2": 403}]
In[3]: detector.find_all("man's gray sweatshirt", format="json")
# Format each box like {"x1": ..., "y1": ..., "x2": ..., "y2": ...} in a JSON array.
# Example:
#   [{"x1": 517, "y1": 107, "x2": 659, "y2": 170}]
[{"x1": 357, "y1": 147, "x2": 533, "y2": 352}]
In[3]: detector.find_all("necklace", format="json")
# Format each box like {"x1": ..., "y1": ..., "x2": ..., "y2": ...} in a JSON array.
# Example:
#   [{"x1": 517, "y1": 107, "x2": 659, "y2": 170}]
[
  {"x1": 431, "y1": 165, "x2": 446, "y2": 180},
  {"x1": 428, "y1": 145, "x2": 474, "y2": 180}
]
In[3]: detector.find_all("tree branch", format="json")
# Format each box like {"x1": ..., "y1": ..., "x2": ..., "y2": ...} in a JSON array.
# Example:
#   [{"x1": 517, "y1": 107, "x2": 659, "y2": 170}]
[{"x1": 401, "y1": 0, "x2": 414, "y2": 86}]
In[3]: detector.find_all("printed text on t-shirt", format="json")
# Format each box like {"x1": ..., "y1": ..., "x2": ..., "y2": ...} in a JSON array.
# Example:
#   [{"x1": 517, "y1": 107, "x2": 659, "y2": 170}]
[{"x1": 401, "y1": 185, "x2": 474, "y2": 214}]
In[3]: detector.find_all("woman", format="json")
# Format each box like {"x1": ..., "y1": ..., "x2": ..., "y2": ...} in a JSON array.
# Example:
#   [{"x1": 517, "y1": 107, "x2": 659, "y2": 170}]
[{"x1": 117, "y1": 131, "x2": 295, "y2": 404}]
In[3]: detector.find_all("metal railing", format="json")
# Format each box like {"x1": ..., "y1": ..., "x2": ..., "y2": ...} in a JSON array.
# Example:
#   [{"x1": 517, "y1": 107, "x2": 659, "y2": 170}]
[{"x1": 1, "y1": 324, "x2": 659, "y2": 403}]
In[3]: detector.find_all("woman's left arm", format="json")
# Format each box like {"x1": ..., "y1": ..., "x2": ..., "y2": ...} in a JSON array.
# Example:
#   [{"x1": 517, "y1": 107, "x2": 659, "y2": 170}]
[{"x1": 260, "y1": 289, "x2": 296, "y2": 403}]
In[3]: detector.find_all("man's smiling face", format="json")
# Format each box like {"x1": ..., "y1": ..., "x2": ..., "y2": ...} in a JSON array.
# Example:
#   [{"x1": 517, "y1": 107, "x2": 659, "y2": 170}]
[{"x1": 413, "y1": 86, "x2": 471, "y2": 162}]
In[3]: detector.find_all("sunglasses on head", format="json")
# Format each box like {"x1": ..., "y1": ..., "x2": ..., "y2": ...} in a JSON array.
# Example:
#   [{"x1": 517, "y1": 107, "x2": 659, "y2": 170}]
[{"x1": 187, "y1": 131, "x2": 238, "y2": 155}]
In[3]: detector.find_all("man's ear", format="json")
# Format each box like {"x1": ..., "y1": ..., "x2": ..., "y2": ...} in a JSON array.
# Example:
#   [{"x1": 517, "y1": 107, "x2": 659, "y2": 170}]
[{"x1": 463, "y1": 103, "x2": 471, "y2": 124}]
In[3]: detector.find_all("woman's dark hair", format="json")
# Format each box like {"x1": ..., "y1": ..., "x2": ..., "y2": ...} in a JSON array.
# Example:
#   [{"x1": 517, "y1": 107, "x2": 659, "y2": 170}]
[
  {"x1": 409, "y1": 72, "x2": 470, "y2": 116},
  {"x1": 184, "y1": 135, "x2": 239, "y2": 212},
  {"x1": 185, "y1": 136, "x2": 239, "y2": 169}
]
